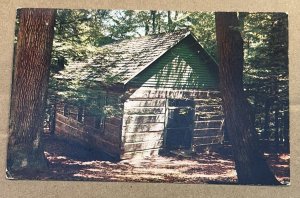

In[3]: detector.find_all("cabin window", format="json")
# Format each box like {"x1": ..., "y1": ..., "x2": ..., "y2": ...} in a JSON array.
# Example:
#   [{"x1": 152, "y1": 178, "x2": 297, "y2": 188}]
[
  {"x1": 94, "y1": 93, "x2": 107, "y2": 132},
  {"x1": 95, "y1": 116, "x2": 105, "y2": 132},
  {"x1": 63, "y1": 103, "x2": 69, "y2": 117},
  {"x1": 77, "y1": 105, "x2": 84, "y2": 123}
]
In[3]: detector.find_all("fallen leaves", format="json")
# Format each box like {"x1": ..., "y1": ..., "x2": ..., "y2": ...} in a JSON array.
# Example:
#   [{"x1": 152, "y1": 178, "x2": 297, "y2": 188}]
[{"x1": 12, "y1": 135, "x2": 290, "y2": 185}]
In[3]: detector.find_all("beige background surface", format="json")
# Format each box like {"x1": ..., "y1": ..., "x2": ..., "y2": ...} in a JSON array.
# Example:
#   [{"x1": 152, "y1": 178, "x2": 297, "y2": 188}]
[{"x1": 0, "y1": 0, "x2": 299, "y2": 197}]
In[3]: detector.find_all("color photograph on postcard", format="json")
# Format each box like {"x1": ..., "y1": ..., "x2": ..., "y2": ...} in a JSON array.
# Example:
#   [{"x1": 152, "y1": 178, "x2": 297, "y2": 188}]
[{"x1": 6, "y1": 8, "x2": 289, "y2": 185}]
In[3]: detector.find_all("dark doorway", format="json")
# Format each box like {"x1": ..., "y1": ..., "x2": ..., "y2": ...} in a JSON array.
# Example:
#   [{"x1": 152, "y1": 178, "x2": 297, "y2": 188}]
[{"x1": 165, "y1": 99, "x2": 195, "y2": 150}]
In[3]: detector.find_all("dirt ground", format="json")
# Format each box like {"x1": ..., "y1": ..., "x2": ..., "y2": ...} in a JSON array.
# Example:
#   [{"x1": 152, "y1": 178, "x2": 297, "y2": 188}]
[{"x1": 12, "y1": 135, "x2": 290, "y2": 185}]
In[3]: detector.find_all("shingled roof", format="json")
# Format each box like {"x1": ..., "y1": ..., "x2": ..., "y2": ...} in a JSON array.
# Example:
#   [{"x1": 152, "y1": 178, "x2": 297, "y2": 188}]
[{"x1": 55, "y1": 29, "x2": 204, "y2": 85}]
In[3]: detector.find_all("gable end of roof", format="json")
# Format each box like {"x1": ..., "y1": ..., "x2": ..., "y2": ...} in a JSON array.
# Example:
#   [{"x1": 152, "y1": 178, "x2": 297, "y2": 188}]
[{"x1": 123, "y1": 30, "x2": 191, "y2": 84}]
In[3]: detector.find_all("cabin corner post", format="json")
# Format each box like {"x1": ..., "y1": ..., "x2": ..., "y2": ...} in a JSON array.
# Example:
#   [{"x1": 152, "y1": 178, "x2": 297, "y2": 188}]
[
  {"x1": 119, "y1": 88, "x2": 129, "y2": 159},
  {"x1": 48, "y1": 94, "x2": 57, "y2": 136},
  {"x1": 162, "y1": 94, "x2": 169, "y2": 149},
  {"x1": 120, "y1": 88, "x2": 167, "y2": 159}
]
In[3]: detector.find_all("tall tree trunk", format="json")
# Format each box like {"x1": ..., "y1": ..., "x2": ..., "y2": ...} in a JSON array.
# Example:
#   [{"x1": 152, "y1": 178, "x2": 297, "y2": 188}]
[
  {"x1": 7, "y1": 9, "x2": 56, "y2": 174},
  {"x1": 273, "y1": 81, "x2": 280, "y2": 152},
  {"x1": 174, "y1": 11, "x2": 178, "y2": 21},
  {"x1": 238, "y1": 12, "x2": 248, "y2": 31},
  {"x1": 157, "y1": 13, "x2": 161, "y2": 33},
  {"x1": 274, "y1": 104, "x2": 280, "y2": 152},
  {"x1": 215, "y1": 12, "x2": 280, "y2": 185},
  {"x1": 263, "y1": 99, "x2": 272, "y2": 139},
  {"x1": 151, "y1": 10, "x2": 156, "y2": 34},
  {"x1": 167, "y1": 11, "x2": 172, "y2": 32},
  {"x1": 145, "y1": 21, "x2": 149, "y2": 35},
  {"x1": 63, "y1": 103, "x2": 69, "y2": 116},
  {"x1": 49, "y1": 102, "x2": 57, "y2": 136},
  {"x1": 283, "y1": 110, "x2": 289, "y2": 151}
]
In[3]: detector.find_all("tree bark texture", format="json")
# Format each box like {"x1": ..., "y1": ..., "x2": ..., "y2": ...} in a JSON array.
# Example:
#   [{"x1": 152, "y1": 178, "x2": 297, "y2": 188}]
[
  {"x1": 274, "y1": 105, "x2": 280, "y2": 151},
  {"x1": 263, "y1": 99, "x2": 272, "y2": 138},
  {"x1": 167, "y1": 11, "x2": 172, "y2": 32},
  {"x1": 151, "y1": 10, "x2": 156, "y2": 34},
  {"x1": 215, "y1": 12, "x2": 280, "y2": 185},
  {"x1": 7, "y1": 8, "x2": 56, "y2": 173},
  {"x1": 49, "y1": 102, "x2": 57, "y2": 135},
  {"x1": 283, "y1": 111, "x2": 289, "y2": 151}
]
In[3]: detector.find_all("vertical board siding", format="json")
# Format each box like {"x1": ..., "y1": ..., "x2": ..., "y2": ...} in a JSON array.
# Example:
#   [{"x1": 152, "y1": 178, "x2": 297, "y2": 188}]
[{"x1": 128, "y1": 38, "x2": 218, "y2": 89}]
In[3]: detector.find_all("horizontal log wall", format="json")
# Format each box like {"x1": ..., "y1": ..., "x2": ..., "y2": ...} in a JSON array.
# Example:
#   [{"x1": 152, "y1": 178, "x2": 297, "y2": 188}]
[
  {"x1": 56, "y1": 87, "x2": 224, "y2": 159},
  {"x1": 121, "y1": 87, "x2": 225, "y2": 159},
  {"x1": 192, "y1": 92, "x2": 224, "y2": 150},
  {"x1": 104, "y1": 117, "x2": 123, "y2": 144},
  {"x1": 127, "y1": 88, "x2": 221, "y2": 100},
  {"x1": 121, "y1": 94, "x2": 166, "y2": 159},
  {"x1": 55, "y1": 91, "x2": 124, "y2": 158},
  {"x1": 55, "y1": 111, "x2": 123, "y2": 159}
]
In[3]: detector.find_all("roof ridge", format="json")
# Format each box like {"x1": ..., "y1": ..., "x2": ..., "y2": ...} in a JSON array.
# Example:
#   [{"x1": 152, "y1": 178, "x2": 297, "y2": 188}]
[
  {"x1": 100, "y1": 28, "x2": 191, "y2": 48},
  {"x1": 145, "y1": 28, "x2": 190, "y2": 37}
]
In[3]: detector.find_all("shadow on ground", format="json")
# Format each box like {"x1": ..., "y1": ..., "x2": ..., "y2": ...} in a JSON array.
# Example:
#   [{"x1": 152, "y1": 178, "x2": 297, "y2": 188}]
[{"x1": 11, "y1": 135, "x2": 290, "y2": 185}]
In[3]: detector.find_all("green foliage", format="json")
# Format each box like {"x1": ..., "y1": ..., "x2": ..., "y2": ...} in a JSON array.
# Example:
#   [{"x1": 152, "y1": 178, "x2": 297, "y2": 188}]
[
  {"x1": 49, "y1": 9, "x2": 219, "y2": 117},
  {"x1": 241, "y1": 13, "x2": 288, "y2": 141},
  {"x1": 46, "y1": 10, "x2": 288, "y2": 142},
  {"x1": 188, "y1": 12, "x2": 217, "y2": 58}
]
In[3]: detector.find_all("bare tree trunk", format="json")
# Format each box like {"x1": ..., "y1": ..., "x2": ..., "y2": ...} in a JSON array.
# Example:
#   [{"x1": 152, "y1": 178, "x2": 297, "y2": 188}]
[
  {"x1": 151, "y1": 10, "x2": 156, "y2": 34},
  {"x1": 157, "y1": 11, "x2": 161, "y2": 33},
  {"x1": 7, "y1": 9, "x2": 56, "y2": 174},
  {"x1": 145, "y1": 22, "x2": 149, "y2": 35},
  {"x1": 167, "y1": 11, "x2": 172, "y2": 32},
  {"x1": 49, "y1": 102, "x2": 57, "y2": 135},
  {"x1": 238, "y1": 12, "x2": 248, "y2": 30},
  {"x1": 215, "y1": 12, "x2": 280, "y2": 185},
  {"x1": 283, "y1": 111, "x2": 289, "y2": 151},
  {"x1": 273, "y1": 81, "x2": 280, "y2": 152},
  {"x1": 263, "y1": 98, "x2": 272, "y2": 141},
  {"x1": 274, "y1": 104, "x2": 280, "y2": 152},
  {"x1": 63, "y1": 103, "x2": 69, "y2": 116}
]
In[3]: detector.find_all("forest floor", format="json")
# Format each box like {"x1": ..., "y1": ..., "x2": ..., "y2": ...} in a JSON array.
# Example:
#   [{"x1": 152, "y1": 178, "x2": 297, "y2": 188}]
[{"x1": 12, "y1": 135, "x2": 290, "y2": 185}]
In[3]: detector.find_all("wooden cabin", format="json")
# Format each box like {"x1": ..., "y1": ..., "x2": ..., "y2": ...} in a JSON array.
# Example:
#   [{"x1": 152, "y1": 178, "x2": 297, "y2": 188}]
[{"x1": 54, "y1": 30, "x2": 225, "y2": 159}]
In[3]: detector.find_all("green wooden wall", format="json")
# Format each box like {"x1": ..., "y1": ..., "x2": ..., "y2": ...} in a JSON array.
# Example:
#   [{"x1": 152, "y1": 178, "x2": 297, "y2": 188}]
[{"x1": 128, "y1": 36, "x2": 219, "y2": 89}]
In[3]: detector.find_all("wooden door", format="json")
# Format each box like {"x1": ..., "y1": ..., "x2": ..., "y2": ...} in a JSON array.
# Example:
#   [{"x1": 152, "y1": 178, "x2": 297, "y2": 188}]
[{"x1": 165, "y1": 99, "x2": 194, "y2": 149}]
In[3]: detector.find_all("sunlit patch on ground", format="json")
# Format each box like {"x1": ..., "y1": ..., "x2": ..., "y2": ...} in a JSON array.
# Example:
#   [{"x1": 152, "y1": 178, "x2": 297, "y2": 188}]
[
  {"x1": 279, "y1": 153, "x2": 290, "y2": 161},
  {"x1": 16, "y1": 136, "x2": 289, "y2": 185},
  {"x1": 266, "y1": 152, "x2": 290, "y2": 184}
]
